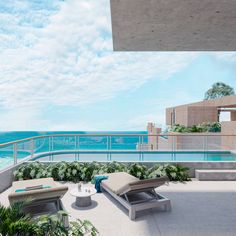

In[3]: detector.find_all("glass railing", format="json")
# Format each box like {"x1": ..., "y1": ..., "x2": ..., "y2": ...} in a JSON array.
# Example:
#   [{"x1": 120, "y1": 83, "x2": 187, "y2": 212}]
[{"x1": 0, "y1": 133, "x2": 236, "y2": 171}]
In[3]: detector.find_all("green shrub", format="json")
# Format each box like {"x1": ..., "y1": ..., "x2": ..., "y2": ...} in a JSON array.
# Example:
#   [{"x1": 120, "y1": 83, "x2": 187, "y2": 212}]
[
  {"x1": 148, "y1": 164, "x2": 190, "y2": 181},
  {"x1": 165, "y1": 164, "x2": 190, "y2": 181},
  {"x1": 169, "y1": 122, "x2": 221, "y2": 133},
  {"x1": 102, "y1": 161, "x2": 127, "y2": 173},
  {"x1": 128, "y1": 163, "x2": 148, "y2": 179},
  {"x1": 14, "y1": 162, "x2": 47, "y2": 180},
  {"x1": 148, "y1": 164, "x2": 167, "y2": 178},
  {"x1": 170, "y1": 124, "x2": 189, "y2": 133},
  {"x1": 14, "y1": 161, "x2": 190, "y2": 182}
]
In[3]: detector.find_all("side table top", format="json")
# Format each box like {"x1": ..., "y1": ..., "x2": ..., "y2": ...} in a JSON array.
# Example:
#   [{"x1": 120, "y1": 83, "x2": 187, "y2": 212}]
[{"x1": 70, "y1": 186, "x2": 97, "y2": 197}]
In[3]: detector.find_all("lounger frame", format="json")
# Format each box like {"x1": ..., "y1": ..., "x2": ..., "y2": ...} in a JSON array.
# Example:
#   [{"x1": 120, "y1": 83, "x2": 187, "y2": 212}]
[
  {"x1": 101, "y1": 183, "x2": 171, "y2": 220},
  {"x1": 21, "y1": 196, "x2": 64, "y2": 215}
]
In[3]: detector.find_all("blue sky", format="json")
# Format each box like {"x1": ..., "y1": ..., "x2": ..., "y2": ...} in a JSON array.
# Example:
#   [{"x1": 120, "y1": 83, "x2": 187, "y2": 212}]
[{"x1": 0, "y1": 0, "x2": 236, "y2": 131}]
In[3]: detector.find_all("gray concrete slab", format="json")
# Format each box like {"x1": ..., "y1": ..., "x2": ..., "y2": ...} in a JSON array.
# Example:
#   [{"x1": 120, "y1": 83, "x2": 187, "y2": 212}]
[
  {"x1": 110, "y1": 0, "x2": 236, "y2": 51},
  {"x1": 1, "y1": 181, "x2": 236, "y2": 235}
]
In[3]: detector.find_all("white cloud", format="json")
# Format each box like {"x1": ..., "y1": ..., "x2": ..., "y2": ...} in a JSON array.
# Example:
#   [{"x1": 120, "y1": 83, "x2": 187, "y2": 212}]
[
  {"x1": 0, "y1": 0, "x2": 198, "y2": 111},
  {"x1": 0, "y1": 0, "x2": 235, "y2": 130},
  {"x1": 212, "y1": 52, "x2": 236, "y2": 62},
  {"x1": 0, "y1": 108, "x2": 48, "y2": 131}
]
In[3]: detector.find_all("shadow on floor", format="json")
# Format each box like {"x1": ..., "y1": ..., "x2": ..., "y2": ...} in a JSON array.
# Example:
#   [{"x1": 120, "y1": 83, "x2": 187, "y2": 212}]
[{"x1": 71, "y1": 200, "x2": 98, "y2": 210}]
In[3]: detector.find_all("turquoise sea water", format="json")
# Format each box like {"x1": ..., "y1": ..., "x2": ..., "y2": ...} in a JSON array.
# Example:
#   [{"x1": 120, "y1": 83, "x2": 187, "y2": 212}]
[{"x1": 0, "y1": 131, "x2": 147, "y2": 144}]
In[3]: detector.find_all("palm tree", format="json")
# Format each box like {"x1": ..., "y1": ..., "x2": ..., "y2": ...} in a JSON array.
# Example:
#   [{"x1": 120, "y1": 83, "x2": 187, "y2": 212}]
[{"x1": 204, "y1": 82, "x2": 235, "y2": 100}]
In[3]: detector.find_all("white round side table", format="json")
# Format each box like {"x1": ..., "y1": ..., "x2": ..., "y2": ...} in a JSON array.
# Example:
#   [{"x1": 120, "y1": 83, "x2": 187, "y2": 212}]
[{"x1": 70, "y1": 187, "x2": 97, "y2": 207}]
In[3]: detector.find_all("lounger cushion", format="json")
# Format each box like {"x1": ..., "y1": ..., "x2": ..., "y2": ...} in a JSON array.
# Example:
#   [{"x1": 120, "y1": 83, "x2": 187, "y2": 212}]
[
  {"x1": 100, "y1": 172, "x2": 169, "y2": 196},
  {"x1": 100, "y1": 172, "x2": 138, "y2": 195},
  {"x1": 8, "y1": 178, "x2": 68, "y2": 204},
  {"x1": 126, "y1": 176, "x2": 169, "y2": 193}
]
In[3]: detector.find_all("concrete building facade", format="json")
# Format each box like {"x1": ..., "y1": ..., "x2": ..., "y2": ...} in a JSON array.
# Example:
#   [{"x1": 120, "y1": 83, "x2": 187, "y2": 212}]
[
  {"x1": 166, "y1": 95, "x2": 236, "y2": 127},
  {"x1": 147, "y1": 95, "x2": 236, "y2": 151}
]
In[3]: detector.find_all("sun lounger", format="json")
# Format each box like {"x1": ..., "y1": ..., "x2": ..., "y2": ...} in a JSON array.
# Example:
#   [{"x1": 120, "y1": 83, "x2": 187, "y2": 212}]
[
  {"x1": 99, "y1": 172, "x2": 171, "y2": 220},
  {"x1": 8, "y1": 178, "x2": 68, "y2": 212}
]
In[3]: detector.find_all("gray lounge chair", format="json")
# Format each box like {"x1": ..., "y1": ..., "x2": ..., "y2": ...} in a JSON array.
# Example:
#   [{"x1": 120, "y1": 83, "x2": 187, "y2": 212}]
[
  {"x1": 8, "y1": 178, "x2": 68, "y2": 213},
  {"x1": 99, "y1": 172, "x2": 171, "y2": 220}
]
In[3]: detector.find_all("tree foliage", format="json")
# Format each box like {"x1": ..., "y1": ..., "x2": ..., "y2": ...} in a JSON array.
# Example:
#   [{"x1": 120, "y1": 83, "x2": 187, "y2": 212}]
[{"x1": 204, "y1": 82, "x2": 234, "y2": 100}]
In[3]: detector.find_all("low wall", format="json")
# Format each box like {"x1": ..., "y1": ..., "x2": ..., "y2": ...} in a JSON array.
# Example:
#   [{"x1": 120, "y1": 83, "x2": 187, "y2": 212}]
[
  {"x1": 1, "y1": 160, "x2": 236, "y2": 192},
  {"x1": 0, "y1": 163, "x2": 23, "y2": 193}
]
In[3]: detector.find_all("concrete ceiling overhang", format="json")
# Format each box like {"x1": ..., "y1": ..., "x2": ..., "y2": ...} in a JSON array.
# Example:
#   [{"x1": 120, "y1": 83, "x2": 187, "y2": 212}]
[{"x1": 110, "y1": 0, "x2": 236, "y2": 51}]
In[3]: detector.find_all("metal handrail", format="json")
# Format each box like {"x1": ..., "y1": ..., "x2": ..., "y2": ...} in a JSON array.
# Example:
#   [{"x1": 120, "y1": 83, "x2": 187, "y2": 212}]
[
  {"x1": 0, "y1": 132, "x2": 234, "y2": 172},
  {"x1": 0, "y1": 132, "x2": 234, "y2": 147}
]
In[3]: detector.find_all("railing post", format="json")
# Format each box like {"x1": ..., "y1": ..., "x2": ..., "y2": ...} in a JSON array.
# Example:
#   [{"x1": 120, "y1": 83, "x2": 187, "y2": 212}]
[
  {"x1": 138, "y1": 136, "x2": 141, "y2": 161},
  {"x1": 107, "y1": 136, "x2": 109, "y2": 150},
  {"x1": 13, "y1": 143, "x2": 17, "y2": 165},
  {"x1": 30, "y1": 139, "x2": 34, "y2": 158},
  {"x1": 109, "y1": 136, "x2": 112, "y2": 150},
  {"x1": 141, "y1": 135, "x2": 144, "y2": 161},
  {"x1": 49, "y1": 137, "x2": 51, "y2": 152},
  {"x1": 75, "y1": 136, "x2": 77, "y2": 150},
  {"x1": 106, "y1": 136, "x2": 109, "y2": 161},
  {"x1": 171, "y1": 135, "x2": 174, "y2": 152},
  {"x1": 51, "y1": 136, "x2": 54, "y2": 151},
  {"x1": 109, "y1": 136, "x2": 112, "y2": 161}
]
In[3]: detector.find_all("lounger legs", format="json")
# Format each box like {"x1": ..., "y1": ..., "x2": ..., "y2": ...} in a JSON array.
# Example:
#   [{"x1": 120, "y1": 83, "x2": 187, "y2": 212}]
[
  {"x1": 164, "y1": 200, "x2": 171, "y2": 211},
  {"x1": 129, "y1": 208, "x2": 136, "y2": 220}
]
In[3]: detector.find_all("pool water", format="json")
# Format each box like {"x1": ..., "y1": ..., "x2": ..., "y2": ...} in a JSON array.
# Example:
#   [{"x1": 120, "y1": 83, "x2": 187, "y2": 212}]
[
  {"x1": 32, "y1": 151, "x2": 236, "y2": 162},
  {"x1": 2, "y1": 150, "x2": 236, "y2": 171}
]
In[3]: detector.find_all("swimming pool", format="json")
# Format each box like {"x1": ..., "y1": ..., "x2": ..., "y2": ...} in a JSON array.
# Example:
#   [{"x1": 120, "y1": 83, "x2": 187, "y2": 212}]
[
  {"x1": 32, "y1": 151, "x2": 236, "y2": 162},
  {"x1": 2, "y1": 150, "x2": 236, "y2": 171}
]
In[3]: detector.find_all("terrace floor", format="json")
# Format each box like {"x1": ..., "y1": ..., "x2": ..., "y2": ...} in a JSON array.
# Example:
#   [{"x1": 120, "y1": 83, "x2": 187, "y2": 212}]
[{"x1": 1, "y1": 180, "x2": 236, "y2": 236}]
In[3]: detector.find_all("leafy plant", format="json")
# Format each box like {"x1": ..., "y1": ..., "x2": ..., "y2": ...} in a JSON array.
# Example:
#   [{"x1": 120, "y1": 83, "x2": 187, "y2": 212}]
[
  {"x1": 70, "y1": 219, "x2": 99, "y2": 236},
  {"x1": 169, "y1": 122, "x2": 221, "y2": 133},
  {"x1": 148, "y1": 164, "x2": 190, "y2": 182},
  {"x1": 35, "y1": 214, "x2": 67, "y2": 236},
  {"x1": 148, "y1": 164, "x2": 167, "y2": 178},
  {"x1": 0, "y1": 202, "x2": 38, "y2": 236},
  {"x1": 101, "y1": 161, "x2": 127, "y2": 174},
  {"x1": 14, "y1": 161, "x2": 190, "y2": 183},
  {"x1": 165, "y1": 164, "x2": 190, "y2": 181},
  {"x1": 0, "y1": 203, "x2": 99, "y2": 236},
  {"x1": 128, "y1": 163, "x2": 148, "y2": 179},
  {"x1": 169, "y1": 124, "x2": 189, "y2": 133}
]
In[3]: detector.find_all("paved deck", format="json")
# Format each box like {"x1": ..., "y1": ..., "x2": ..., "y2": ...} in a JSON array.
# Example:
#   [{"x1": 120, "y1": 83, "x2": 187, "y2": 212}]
[{"x1": 1, "y1": 180, "x2": 236, "y2": 236}]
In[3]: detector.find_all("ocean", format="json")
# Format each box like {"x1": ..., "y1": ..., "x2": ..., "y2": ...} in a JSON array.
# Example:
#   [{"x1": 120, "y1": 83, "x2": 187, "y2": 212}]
[{"x1": 0, "y1": 131, "x2": 148, "y2": 150}]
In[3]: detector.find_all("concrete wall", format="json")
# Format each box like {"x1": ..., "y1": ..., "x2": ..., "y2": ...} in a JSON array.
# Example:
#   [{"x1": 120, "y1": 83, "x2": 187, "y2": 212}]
[
  {"x1": 221, "y1": 121, "x2": 236, "y2": 150},
  {"x1": 0, "y1": 164, "x2": 21, "y2": 193},
  {"x1": 158, "y1": 132, "x2": 221, "y2": 151},
  {"x1": 166, "y1": 106, "x2": 218, "y2": 126},
  {"x1": 175, "y1": 106, "x2": 188, "y2": 126},
  {"x1": 147, "y1": 123, "x2": 161, "y2": 149},
  {"x1": 110, "y1": 0, "x2": 236, "y2": 51},
  {"x1": 187, "y1": 106, "x2": 218, "y2": 126},
  {"x1": 230, "y1": 111, "x2": 236, "y2": 121},
  {"x1": 166, "y1": 108, "x2": 173, "y2": 125}
]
